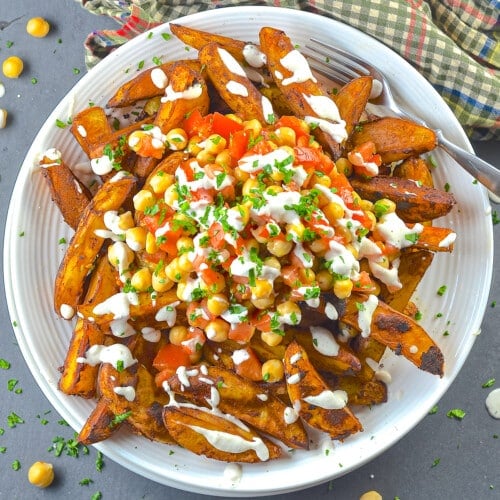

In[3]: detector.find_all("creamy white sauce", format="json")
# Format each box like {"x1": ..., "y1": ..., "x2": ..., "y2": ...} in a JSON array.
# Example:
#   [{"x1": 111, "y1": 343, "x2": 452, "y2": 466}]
[
  {"x1": 310, "y1": 326, "x2": 340, "y2": 356},
  {"x1": 92, "y1": 291, "x2": 139, "y2": 319},
  {"x1": 324, "y1": 302, "x2": 338, "y2": 320},
  {"x1": 223, "y1": 463, "x2": 243, "y2": 485},
  {"x1": 186, "y1": 424, "x2": 270, "y2": 461},
  {"x1": 439, "y1": 232, "x2": 457, "y2": 248},
  {"x1": 286, "y1": 373, "x2": 302, "y2": 385},
  {"x1": 151, "y1": 67, "x2": 169, "y2": 89},
  {"x1": 304, "y1": 116, "x2": 348, "y2": 144},
  {"x1": 77, "y1": 125, "x2": 87, "y2": 138},
  {"x1": 141, "y1": 327, "x2": 161, "y2": 342},
  {"x1": 279, "y1": 49, "x2": 317, "y2": 86},
  {"x1": 375, "y1": 212, "x2": 423, "y2": 249},
  {"x1": 161, "y1": 82, "x2": 203, "y2": 103},
  {"x1": 90, "y1": 154, "x2": 114, "y2": 176},
  {"x1": 284, "y1": 406, "x2": 299, "y2": 424},
  {"x1": 60, "y1": 304, "x2": 75, "y2": 320},
  {"x1": 226, "y1": 80, "x2": 248, "y2": 97},
  {"x1": 217, "y1": 47, "x2": 247, "y2": 77},
  {"x1": 114, "y1": 385, "x2": 136, "y2": 402},
  {"x1": 231, "y1": 349, "x2": 250, "y2": 366},
  {"x1": 303, "y1": 93, "x2": 342, "y2": 123},
  {"x1": 303, "y1": 389, "x2": 348, "y2": 409},
  {"x1": 243, "y1": 44, "x2": 267, "y2": 68},
  {"x1": 155, "y1": 301, "x2": 180, "y2": 327},
  {"x1": 77, "y1": 343, "x2": 137, "y2": 370},
  {"x1": 358, "y1": 294, "x2": 379, "y2": 338},
  {"x1": 374, "y1": 369, "x2": 392, "y2": 384}
]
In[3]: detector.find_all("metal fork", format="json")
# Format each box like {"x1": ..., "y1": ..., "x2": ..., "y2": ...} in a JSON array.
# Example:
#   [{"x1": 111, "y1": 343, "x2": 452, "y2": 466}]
[{"x1": 306, "y1": 38, "x2": 500, "y2": 197}]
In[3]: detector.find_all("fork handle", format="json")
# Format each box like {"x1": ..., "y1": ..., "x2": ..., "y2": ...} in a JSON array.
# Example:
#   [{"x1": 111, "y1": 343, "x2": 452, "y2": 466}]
[{"x1": 435, "y1": 130, "x2": 500, "y2": 198}]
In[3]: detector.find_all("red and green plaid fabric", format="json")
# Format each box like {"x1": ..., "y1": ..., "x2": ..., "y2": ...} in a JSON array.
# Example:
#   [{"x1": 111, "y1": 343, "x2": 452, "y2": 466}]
[{"x1": 78, "y1": 0, "x2": 499, "y2": 140}]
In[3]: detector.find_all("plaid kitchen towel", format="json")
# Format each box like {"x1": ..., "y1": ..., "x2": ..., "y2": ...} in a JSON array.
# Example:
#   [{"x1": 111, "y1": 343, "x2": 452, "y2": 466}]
[{"x1": 78, "y1": 0, "x2": 499, "y2": 140}]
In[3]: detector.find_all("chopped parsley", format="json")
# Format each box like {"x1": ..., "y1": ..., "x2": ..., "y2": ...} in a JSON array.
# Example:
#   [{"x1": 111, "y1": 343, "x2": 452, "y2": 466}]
[
  {"x1": 0, "y1": 359, "x2": 10, "y2": 369},
  {"x1": 481, "y1": 378, "x2": 495, "y2": 388},
  {"x1": 437, "y1": 285, "x2": 447, "y2": 296},
  {"x1": 446, "y1": 408, "x2": 466, "y2": 420}
]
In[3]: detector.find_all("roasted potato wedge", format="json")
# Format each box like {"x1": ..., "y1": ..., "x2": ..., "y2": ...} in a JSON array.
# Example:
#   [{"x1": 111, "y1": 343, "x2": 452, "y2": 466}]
[
  {"x1": 71, "y1": 106, "x2": 114, "y2": 157},
  {"x1": 53, "y1": 175, "x2": 136, "y2": 317},
  {"x1": 78, "y1": 398, "x2": 118, "y2": 445},
  {"x1": 351, "y1": 117, "x2": 437, "y2": 163},
  {"x1": 284, "y1": 341, "x2": 363, "y2": 440},
  {"x1": 350, "y1": 175, "x2": 456, "y2": 223},
  {"x1": 166, "y1": 365, "x2": 309, "y2": 449},
  {"x1": 39, "y1": 155, "x2": 92, "y2": 231},
  {"x1": 393, "y1": 156, "x2": 434, "y2": 187},
  {"x1": 163, "y1": 405, "x2": 282, "y2": 463}
]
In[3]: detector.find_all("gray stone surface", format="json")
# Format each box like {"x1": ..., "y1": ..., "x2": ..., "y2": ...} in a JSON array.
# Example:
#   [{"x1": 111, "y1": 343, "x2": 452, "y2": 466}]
[{"x1": 0, "y1": 1, "x2": 498, "y2": 499}]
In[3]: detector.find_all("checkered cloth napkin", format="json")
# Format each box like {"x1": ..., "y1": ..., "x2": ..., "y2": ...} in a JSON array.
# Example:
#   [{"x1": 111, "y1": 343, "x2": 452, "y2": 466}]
[{"x1": 78, "y1": 0, "x2": 499, "y2": 140}]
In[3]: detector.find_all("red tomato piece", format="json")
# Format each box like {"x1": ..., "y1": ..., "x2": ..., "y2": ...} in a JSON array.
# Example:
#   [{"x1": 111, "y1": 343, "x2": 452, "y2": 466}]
[
  {"x1": 182, "y1": 108, "x2": 212, "y2": 138},
  {"x1": 211, "y1": 112, "x2": 244, "y2": 141},
  {"x1": 275, "y1": 115, "x2": 309, "y2": 139},
  {"x1": 234, "y1": 346, "x2": 262, "y2": 382},
  {"x1": 227, "y1": 322, "x2": 256, "y2": 343},
  {"x1": 208, "y1": 221, "x2": 226, "y2": 249},
  {"x1": 153, "y1": 343, "x2": 191, "y2": 372},
  {"x1": 229, "y1": 129, "x2": 250, "y2": 162}
]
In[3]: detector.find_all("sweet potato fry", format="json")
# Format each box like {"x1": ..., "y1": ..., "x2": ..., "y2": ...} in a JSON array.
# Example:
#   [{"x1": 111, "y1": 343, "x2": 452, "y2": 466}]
[
  {"x1": 259, "y1": 26, "x2": 343, "y2": 159},
  {"x1": 341, "y1": 294, "x2": 444, "y2": 376},
  {"x1": 154, "y1": 62, "x2": 210, "y2": 134},
  {"x1": 78, "y1": 398, "x2": 118, "y2": 445},
  {"x1": 58, "y1": 256, "x2": 118, "y2": 398},
  {"x1": 413, "y1": 226, "x2": 456, "y2": 252},
  {"x1": 71, "y1": 106, "x2": 113, "y2": 157},
  {"x1": 199, "y1": 42, "x2": 274, "y2": 123},
  {"x1": 166, "y1": 365, "x2": 309, "y2": 449},
  {"x1": 39, "y1": 156, "x2": 92, "y2": 231},
  {"x1": 393, "y1": 156, "x2": 434, "y2": 187},
  {"x1": 107, "y1": 59, "x2": 202, "y2": 108},
  {"x1": 163, "y1": 405, "x2": 282, "y2": 463},
  {"x1": 333, "y1": 76, "x2": 372, "y2": 137},
  {"x1": 284, "y1": 341, "x2": 363, "y2": 440},
  {"x1": 350, "y1": 175, "x2": 456, "y2": 223},
  {"x1": 351, "y1": 117, "x2": 437, "y2": 163},
  {"x1": 53, "y1": 175, "x2": 136, "y2": 317}
]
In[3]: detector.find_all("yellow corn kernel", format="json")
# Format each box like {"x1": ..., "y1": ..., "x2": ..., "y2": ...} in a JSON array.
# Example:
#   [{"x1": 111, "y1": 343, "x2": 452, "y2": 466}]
[
  {"x1": 2, "y1": 56, "x2": 24, "y2": 78},
  {"x1": 215, "y1": 149, "x2": 232, "y2": 168},
  {"x1": 169, "y1": 325, "x2": 188, "y2": 345},
  {"x1": 335, "y1": 157, "x2": 353, "y2": 176},
  {"x1": 151, "y1": 268, "x2": 174, "y2": 292},
  {"x1": 316, "y1": 268, "x2": 334, "y2": 291},
  {"x1": 125, "y1": 226, "x2": 147, "y2": 251},
  {"x1": 242, "y1": 178, "x2": 260, "y2": 196},
  {"x1": 118, "y1": 211, "x2": 135, "y2": 230},
  {"x1": 163, "y1": 184, "x2": 179, "y2": 207},
  {"x1": 130, "y1": 267, "x2": 152, "y2": 292},
  {"x1": 165, "y1": 127, "x2": 188, "y2": 151},
  {"x1": 274, "y1": 126, "x2": 296, "y2": 147},
  {"x1": 196, "y1": 149, "x2": 215, "y2": 166},
  {"x1": 333, "y1": 278, "x2": 353, "y2": 299},
  {"x1": 149, "y1": 172, "x2": 174, "y2": 195},
  {"x1": 250, "y1": 279, "x2": 274, "y2": 299},
  {"x1": 243, "y1": 118, "x2": 262, "y2": 136},
  {"x1": 205, "y1": 318, "x2": 230, "y2": 342},
  {"x1": 26, "y1": 17, "x2": 51, "y2": 38},
  {"x1": 206, "y1": 293, "x2": 229, "y2": 316},
  {"x1": 266, "y1": 238, "x2": 293, "y2": 257},
  {"x1": 28, "y1": 461, "x2": 54, "y2": 488},
  {"x1": 323, "y1": 201, "x2": 345, "y2": 224},
  {"x1": 145, "y1": 232, "x2": 158, "y2": 254},
  {"x1": 133, "y1": 189, "x2": 156, "y2": 212},
  {"x1": 261, "y1": 359, "x2": 284, "y2": 383},
  {"x1": 299, "y1": 267, "x2": 316, "y2": 285},
  {"x1": 261, "y1": 330, "x2": 284, "y2": 347},
  {"x1": 204, "y1": 134, "x2": 227, "y2": 154}
]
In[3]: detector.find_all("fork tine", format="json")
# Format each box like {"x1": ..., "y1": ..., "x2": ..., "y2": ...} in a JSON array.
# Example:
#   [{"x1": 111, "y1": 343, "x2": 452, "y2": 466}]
[{"x1": 306, "y1": 52, "x2": 355, "y2": 85}]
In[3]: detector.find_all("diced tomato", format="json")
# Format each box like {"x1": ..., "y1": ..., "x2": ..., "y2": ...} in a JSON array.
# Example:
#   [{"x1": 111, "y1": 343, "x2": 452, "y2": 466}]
[
  {"x1": 191, "y1": 187, "x2": 215, "y2": 203},
  {"x1": 228, "y1": 129, "x2": 250, "y2": 162},
  {"x1": 132, "y1": 134, "x2": 165, "y2": 159},
  {"x1": 200, "y1": 267, "x2": 225, "y2": 292},
  {"x1": 244, "y1": 139, "x2": 276, "y2": 157},
  {"x1": 250, "y1": 311, "x2": 272, "y2": 332},
  {"x1": 211, "y1": 112, "x2": 244, "y2": 141},
  {"x1": 281, "y1": 265, "x2": 302, "y2": 289},
  {"x1": 208, "y1": 221, "x2": 226, "y2": 249},
  {"x1": 352, "y1": 270, "x2": 377, "y2": 293},
  {"x1": 182, "y1": 108, "x2": 212, "y2": 138},
  {"x1": 352, "y1": 210, "x2": 374, "y2": 230},
  {"x1": 153, "y1": 343, "x2": 191, "y2": 373},
  {"x1": 228, "y1": 322, "x2": 256, "y2": 343},
  {"x1": 154, "y1": 367, "x2": 176, "y2": 387},
  {"x1": 234, "y1": 346, "x2": 262, "y2": 382},
  {"x1": 347, "y1": 141, "x2": 382, "y2": 178},
  {"x1": 181, "y1": 327, "x2": 206, "y2": 355},
  {"x1": 186, "y1": 302, "x2": 210, "y2": 329}
]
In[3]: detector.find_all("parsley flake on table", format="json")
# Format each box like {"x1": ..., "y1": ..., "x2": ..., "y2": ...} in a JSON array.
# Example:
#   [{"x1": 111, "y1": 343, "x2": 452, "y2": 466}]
[
  {"x1": 431, "y1": 457, "x2": 441, "y2": 468},
  {"x1": 447, "y1": 408, "x2": 466, "y2": 420},
  {"x1": 482, "y1": 378, "x2": 495, "y2": 388},
  {"x1": 0, "y1": 358, "x2": 10, "y2": 369}
]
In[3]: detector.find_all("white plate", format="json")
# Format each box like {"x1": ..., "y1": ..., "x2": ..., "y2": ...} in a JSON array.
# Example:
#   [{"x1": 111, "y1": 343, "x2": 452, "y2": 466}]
[{"x1": 3, "y1": 6, "x2": 493, "y2": 496}]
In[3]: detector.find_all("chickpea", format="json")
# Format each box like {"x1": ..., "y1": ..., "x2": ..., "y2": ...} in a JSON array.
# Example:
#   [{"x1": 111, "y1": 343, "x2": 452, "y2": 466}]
[
  {"x1": 130, "y1": 267, "x2": 152, "y2": 292},
  {"x1": 169, "y1": 325, "x2": 188, "y2": 345},
  {"x1": 206, "y1": 293, "x2": 229, "y2": 316},
  {"x1": 316, "y1": 268, "x2": 334, "y2": 291},
  {"x1": 274, "y1": 126, "x2": 296, "y2": 147},
  {"x1": 335, "y1": 157, "x2": 353, "y2": 176},
  {"x1": 204, "y1": 134, "x2": 227, "y2": 155},
  {"x1": 261, "y1": 330, "x2": 284, "y2": 347},
  {"x1": 28, "y1": 461, "x2": 54, "y2": 488},
  {"x1": 149, "y1": 172, "x2": 174, "y2": 195},
  {"x1": 333, "y1": 278, "x2": 353, "y2": 299},
  {"x1": 205, "y1": 318, "x2": 230, "y2": 342},
  {"x1": 2, "y1": 56, "x2": 24, "y2": 78},
  {"x1": 165, "y1": 128, "x2": 188, "y2": 151},
  {"x1": 262, "y1": 359, "x2": 284, "y2": 382},
  {"x1": 359, "y1": 491, "x2": 383, "y2": 500},
  {"x1": 266, "y1": 238, "x2": 293, "y2": 257},
  {"x1": 133, "y1": 189, "x2": 155, "y2": 212},
  {"x1": 26, "y1": 17, "x2": 51, "y2": 38}
]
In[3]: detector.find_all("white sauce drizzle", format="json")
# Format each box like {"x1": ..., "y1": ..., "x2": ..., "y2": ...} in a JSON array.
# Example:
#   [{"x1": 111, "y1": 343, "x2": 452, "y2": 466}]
[
  {"x1": 242, "y1": 44, "x2": 267, "y2": 68},
  {"x1": 77, "y1": 344, "x2": 137, "y2": 370},
  {"x1": 309, "y1": 326, "x2": 340, "y2": 356},
  {"x1": 114, "y1": 386, "x2": 136, "y2": 402},
  {"x1": 161, "y1": 82, "x2": 203, "y2": 103},
  {"x1": 151, "y1": 67, "x2": 169, "y2": 89},
  {"x1": 60, "y1": 304, "x2": 75, "y2": 320},
  {"x1": 358, "y1": 294, "x2": 379, "y2": 338},
  {"x1": 225, "y1": 80, "x2": 248, "y2": 97},
  {"x1": 303, "y1": 389, "x2": 348, "y2": 409},
  {"x1": 217, "y1": 47, "x2": 247, "y2": 77},
  {"x1": 279, "y1": 49, "x2": 317, "y2": 85}
]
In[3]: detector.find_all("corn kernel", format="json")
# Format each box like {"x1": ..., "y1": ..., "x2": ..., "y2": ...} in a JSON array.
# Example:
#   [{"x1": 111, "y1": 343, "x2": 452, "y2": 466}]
[
  {"x1": 177, "y1": 252, "x2": 193, "y2": 272},
  {"x1": 2, "y1": 56, "x2": 24, "y2": 78},
  {"x1": 215, "y1": 149, "x2": 232, "y2": 168},
  {"x1": 242, "y1": 178, "x2": 260, "y2": 196},
  {"x1": 263, "y1": 256, "x2": 281, "y2": 271},
  {"x1": 333, "y1": 278, "x2": 353, "y2": 299},
  {"x1": 145, "y1": 232, "x2": 158, "y2": 254},
  {"x1": 252, "y1": 296, "x2": 275, "y2": 310},
  {"x1": 186, "y1": 136, "x2": 203, "y2": 156},
  {"x1": 233, "y1": 166, "x2": 250, "y2": 182},
  {"x1": 26, "y1": 17, "x2": 51, "y2": 38},
  {"x1": 125, "y1": 226, "x2": 147, "y2": 251},
  {"x1": 165, "y1": 258, "x2": 184, "y2": 282},
  {"x1": 261, "y1": 359, "x2": 284, "y2": 382},
  {"x1": 163, "y1": 184, "x2": 179, "y2": 207},
  {"x1": 118, "y1": 211, "x2": 135, "y2": 230},
  {"x1": 176, "y1": 236, "x2": 194, "y2": 252}
]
